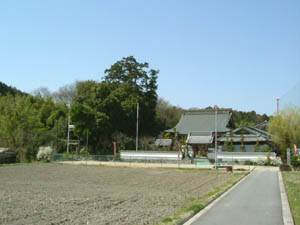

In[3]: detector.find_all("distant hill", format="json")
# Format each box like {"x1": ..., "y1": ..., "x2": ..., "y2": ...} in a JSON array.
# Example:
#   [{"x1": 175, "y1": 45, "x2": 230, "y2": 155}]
[{"x1": 0, "y1": 81, "x2": 26, "y2": 96}]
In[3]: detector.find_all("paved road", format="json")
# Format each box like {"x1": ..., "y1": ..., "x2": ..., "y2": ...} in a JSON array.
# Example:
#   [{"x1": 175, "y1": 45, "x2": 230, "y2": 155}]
[{"x1": 189, "y1": 168, "x2": 283, "y2": 225}]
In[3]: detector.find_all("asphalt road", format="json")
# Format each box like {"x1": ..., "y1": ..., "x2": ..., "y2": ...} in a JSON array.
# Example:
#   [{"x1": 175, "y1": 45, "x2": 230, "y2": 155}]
[{"x1": 189, "y1": 168, "x2": 283, "y2": 225}]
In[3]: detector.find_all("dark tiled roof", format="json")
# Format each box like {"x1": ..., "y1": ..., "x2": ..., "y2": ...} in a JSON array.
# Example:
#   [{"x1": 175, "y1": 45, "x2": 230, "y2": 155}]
[
  {"x1": 218, "y1": 126, "x2": 272, "y2": 143},
  {"x1": 165, "y1": 109, "x2": 233, "y2": 135},
  {"x1": 218, "y1": 135, "x2": 267, "y2": 142},
  {"x1": 253, "y1": 121, "x2": 269, "y2": 131}
]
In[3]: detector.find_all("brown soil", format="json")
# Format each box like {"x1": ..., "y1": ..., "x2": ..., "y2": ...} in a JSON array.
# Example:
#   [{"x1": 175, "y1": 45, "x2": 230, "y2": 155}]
[{"x1": 0, "y1": 164, "x2": 234, "y2": 225}]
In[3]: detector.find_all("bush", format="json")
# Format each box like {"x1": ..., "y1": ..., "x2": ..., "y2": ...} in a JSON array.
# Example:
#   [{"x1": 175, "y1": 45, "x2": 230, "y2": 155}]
[
  {"x1": 269, "y1": 158, "x2": 281, "y2": 166},
  {"x1": 244, "y1": 160, "x2": 254, "y2": 165},
  {"x1": 291, "y1": 155, "x2": 300, "y2": 168},
  {"x1": 280, "y1": 163, "x2": 291, "y2": 171},
  {"x1": 37, "y1": 146, "x2": 53, "y2": 161}
]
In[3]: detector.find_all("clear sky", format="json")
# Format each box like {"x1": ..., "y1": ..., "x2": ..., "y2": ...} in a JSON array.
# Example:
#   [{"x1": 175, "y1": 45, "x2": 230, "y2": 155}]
[{"x1": 0, "y1": 0, "x2": 299, "y2": 115}]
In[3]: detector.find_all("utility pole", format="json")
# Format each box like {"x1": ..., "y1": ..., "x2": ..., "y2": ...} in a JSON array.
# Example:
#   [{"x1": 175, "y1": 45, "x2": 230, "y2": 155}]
[
  {"x1": 67, "y1": 116, "x2": 70, "y2": 153},
  {"x1": 86, "y1": 130, "x2": 89, "y2": 153},
  {"x1": 277, "y1": 98, "x2": 280, "y2": 116},
  {"x1": 136, "y1": 103, "x2": 139, "y2": 151},
  {"x1": 214, "y1": 105, "x2": 218, "y2": 170}
]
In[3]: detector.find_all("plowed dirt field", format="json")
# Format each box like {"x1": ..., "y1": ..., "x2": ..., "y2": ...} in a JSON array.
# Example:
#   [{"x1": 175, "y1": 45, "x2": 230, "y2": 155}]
[{"x1": 0, "y1": 164, "x2": 234, "y2": 225}]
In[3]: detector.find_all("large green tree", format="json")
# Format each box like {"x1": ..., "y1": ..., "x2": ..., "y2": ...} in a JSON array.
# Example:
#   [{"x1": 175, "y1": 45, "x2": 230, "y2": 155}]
[{"x1": 70, "y1": 56, "x2": 159, "y2": 153}]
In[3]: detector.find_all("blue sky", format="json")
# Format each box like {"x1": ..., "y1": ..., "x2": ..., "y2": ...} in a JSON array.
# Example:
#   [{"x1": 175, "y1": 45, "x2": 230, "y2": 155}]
[{"x1": 0, "y1": 0, "x2": 299, "y2": 115}]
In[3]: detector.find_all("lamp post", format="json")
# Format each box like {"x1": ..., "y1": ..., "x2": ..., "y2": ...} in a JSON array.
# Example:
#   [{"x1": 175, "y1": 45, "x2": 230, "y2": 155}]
[{"x1": 214, "y1": 105, "x2": 218, "y2": 169}]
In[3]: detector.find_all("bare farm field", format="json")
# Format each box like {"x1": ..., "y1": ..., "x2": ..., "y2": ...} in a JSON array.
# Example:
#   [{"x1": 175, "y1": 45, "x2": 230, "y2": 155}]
[{"x1": 0, "y1": 164, "x2": 242, "y2": 225}]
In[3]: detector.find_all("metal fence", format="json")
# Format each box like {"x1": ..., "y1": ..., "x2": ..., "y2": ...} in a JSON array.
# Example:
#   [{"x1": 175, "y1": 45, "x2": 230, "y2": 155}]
[
  {"x1": 51, "y1": 151, "x2": 280, "y2": 167},
  {"x1": 51, "y1": 152, "x2": 189, "y2": 165},
  {"x1": 51, "y1": 153, "x2": 115, "y2": 162}
]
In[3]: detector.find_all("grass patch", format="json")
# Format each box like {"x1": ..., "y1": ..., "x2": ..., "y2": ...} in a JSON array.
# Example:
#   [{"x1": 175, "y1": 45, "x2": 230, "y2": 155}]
[
  {"x1": 156, "y1": 172, "x2": 248, "y2": 225},
  {"x1": 162, "y1": 218, "x2": 173, "y2": 223},
  {"x1": 282, "y1": 172, "x2": 300, "y2": 225}
]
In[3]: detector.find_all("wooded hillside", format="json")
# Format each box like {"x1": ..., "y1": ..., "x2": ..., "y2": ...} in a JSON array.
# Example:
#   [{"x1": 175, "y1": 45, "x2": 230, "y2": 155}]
[{"x1": 0, "y1": 81, "x2": 25, "y2": 96}]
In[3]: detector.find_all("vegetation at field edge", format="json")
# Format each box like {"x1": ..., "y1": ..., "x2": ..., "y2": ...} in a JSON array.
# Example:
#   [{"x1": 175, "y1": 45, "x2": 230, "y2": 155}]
[
  {"x1": 282, "y1": 172, "x2": 300, "y2": 225},
  {"x1": 157, "y1": 172, "x2": 248, "y2": 225}
]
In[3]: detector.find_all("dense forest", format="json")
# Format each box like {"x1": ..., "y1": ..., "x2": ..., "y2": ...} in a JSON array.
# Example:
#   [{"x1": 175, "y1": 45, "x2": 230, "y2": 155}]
[{"x1": 0, "y1": 56, "x2": 271, "y2": 161}]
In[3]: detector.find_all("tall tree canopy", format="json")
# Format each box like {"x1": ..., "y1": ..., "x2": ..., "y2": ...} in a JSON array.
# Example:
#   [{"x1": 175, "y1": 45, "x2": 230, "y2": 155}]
[{"x1": 70, "y1": 56, "x2": 159, "y2": 153}]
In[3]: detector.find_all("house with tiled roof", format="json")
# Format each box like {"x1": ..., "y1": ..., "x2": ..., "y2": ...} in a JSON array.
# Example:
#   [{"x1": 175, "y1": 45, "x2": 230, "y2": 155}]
[
  {"x1": 163, "y1": 108, "x2": 273, "y2": 156},
  {"x1": 218, "y1": 124, "x2": 273, "y2": 152},
  {"x1": 164, "y1": 108, "x2": 235, "y2": 156}
]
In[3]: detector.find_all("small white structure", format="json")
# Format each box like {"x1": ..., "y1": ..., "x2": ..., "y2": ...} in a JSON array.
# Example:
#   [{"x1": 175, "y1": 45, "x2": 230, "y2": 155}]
[
  {"x1": 37, "y1": 146, "x2": 53, "y2": 161},
  {"x1": 207, "y1": 152, "x2": 277, "y2": 162},
  {"x1": 121, "y1": 151, "x2": 183, "y2": 161}
]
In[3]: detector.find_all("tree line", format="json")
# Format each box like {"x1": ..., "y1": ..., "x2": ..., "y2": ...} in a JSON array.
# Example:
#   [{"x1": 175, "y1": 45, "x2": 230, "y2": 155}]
[
  {"x1": 0, "y1": 57, "x2": 170, "y2": 161},
  {"x1": 1, "y1": 56, "x2": 286, "y2": 162}
]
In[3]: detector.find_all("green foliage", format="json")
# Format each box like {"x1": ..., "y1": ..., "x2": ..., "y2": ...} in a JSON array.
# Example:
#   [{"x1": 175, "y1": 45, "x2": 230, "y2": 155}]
[
  {"x1": 0, "y1": 94, "x2": 68, "y2": 162},
  {"x1": 71, "y1": 56, "x2": 159, "y2": 153},
  {"x1": 240, "y1": 135, "x2": 245, "y2": 152},
  {"x1": 233, "y1": 110, "x2": 269, "y2": 128},
  {"x1": 253, "y1": 140, "x2": 260, "y2": 152},
  {"x1": 156, "y1": 98, "x2": 183, "y2": 131},
  {"x1": 187, "y1": 204, "x2": 204, "y2": 213},
  {"x1": 162, "y1": 218, "x2": 173, "y2": 223},
  {"x1": 291, "y1": 155, "x2": 300, "y2": 168},
  {"x1": 112, "y1": 132, "x2": 134, "y2": 150},
  {"x1": 0, "y1": 81, "x2": 26, "y2": 96},
  {"x1": 282, "y1": 172, "x2": 300, "y2": 224},
  {"x1": 262, "y1": 145, "x2": 271, "y2": 152},
  {"x1": 268, "y1": 107, "x2": 300, "y2": 159},
  {"x1": 224, "y1": 135, "x2": 234, "y2": 152}
]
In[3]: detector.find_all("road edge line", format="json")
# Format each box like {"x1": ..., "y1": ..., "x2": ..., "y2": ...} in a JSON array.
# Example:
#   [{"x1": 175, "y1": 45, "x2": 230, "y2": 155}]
[
  {"x1": 183, "y1": 168, "x2": 254, "y2": 225},
  {"x1": 278, "y1": 171, "x2": 295, "y2": 225}
]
